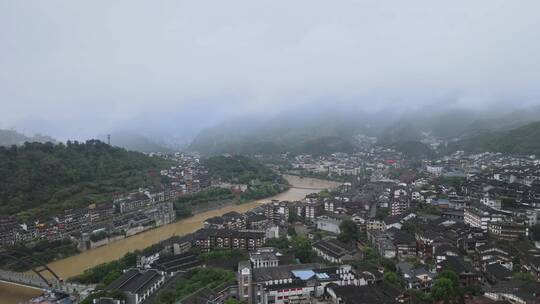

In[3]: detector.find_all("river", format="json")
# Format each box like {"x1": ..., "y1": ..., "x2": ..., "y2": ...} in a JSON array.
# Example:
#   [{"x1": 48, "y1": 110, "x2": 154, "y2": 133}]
[{"x1": 1, "y1": 175, "x2": 339, "y2": 304}]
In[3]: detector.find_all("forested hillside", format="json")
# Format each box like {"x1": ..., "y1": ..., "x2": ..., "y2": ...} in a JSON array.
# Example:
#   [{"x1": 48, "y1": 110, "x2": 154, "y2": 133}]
[
  {"x1": 446, "y1": 121, "x2": 540, "y2": 156},
  {"x1": 203, "y1": 155, "x2": 281, "y2": 184},
  {"x1": 189, "y1": 106, "x2": 540, "y2": 157},
  {"x1": 203, "y1": 155, "x2": 288, "y2": 202},
  {"x1": 188, "y1": 110, "x2": 372, "y2": 156},
  {"x1": 0, "y1": 140, "x2": 172, "y2": 220},
  {"x1": 376, "y1": 106, "x2": 540, "y2": 141}
]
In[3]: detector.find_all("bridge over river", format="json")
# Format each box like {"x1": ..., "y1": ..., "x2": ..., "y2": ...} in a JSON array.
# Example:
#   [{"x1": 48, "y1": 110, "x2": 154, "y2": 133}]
[
  {"x1": 0, "y1": 250, "x2": 93, "y2": 302},
  {"x1": 0, "y1": 269, "x2": 90, "y2": 295},
  {"x1": 290, "y1": 185, "x2": 335, "y2": 191},
  {"x1": 2, "y1": 175, "x2": 340, "y2": 303}
]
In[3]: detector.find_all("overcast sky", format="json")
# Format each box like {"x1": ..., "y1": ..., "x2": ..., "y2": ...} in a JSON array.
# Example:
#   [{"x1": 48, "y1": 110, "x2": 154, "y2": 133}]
[{"x1": 1, "y1": 0, "x2": 540, "y2": 140}]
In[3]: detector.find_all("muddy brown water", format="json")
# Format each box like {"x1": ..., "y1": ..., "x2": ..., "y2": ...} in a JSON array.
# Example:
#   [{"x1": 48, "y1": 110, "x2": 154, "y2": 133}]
[{"x1": 1, "y1": 175, "x2": 339, "y2": 303}]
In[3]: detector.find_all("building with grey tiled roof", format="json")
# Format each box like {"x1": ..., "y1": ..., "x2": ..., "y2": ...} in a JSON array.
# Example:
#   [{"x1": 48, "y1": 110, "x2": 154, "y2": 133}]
[{"x1": 106, "y1": 268, "x2": 165, "y2": 304}]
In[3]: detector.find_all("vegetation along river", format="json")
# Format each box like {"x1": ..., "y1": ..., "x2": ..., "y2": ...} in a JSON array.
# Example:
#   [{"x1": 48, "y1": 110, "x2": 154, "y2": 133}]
[{"x1": 1, "y1": 175, "x2": 339, "y2": 304}]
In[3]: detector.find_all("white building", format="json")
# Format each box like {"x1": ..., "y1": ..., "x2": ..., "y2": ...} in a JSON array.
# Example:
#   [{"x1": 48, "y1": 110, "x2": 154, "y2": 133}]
[
  {"x1": 315, "y1": 215, "x2": 343, "y2": 234},
  {"x1": 250, "y1": 248, "x2": 281, "y2": 269},
  {"x1": 481, "y1": 194, "x2": 502, "y2": 209},
  {"x1": 464, "y1": 207, "x2": 507, "y2": 231},
  {"x1": 426, "y1": 165, "x2": 443, "y2": 176},
  {"x1": 238, "y1": 263, "x2": 359, "y2": 304}
]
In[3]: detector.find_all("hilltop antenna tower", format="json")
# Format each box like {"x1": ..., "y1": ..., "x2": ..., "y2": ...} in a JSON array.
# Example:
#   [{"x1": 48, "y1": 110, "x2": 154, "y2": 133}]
[{"x1": 107, "y1": 134, "x2": 111, "y2": 145}]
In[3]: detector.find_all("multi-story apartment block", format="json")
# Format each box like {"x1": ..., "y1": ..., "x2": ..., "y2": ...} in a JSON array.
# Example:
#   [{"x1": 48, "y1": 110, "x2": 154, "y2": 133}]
[
  {"x1": 305, "y1": 202, "x2": 322, "y2": 221},
  {"x1": 204, "y1": 211, "x2": 246, "y2": 230},
  {"x1": 194, "y1": 229, "x2": 265, "y2": 252},
  {"x1": 264, "y1": 201, "x2": 289, "y2": 225},
  {"x1": 390, "y1": 199, "x2": 410, "y2": 216},
  {"x1": 488, "y1": 221, "x2": 529, "y2": 241},
  {"x1": 366, "y1": 219, "x2": 385, "y2": 231},
  {"x1": 293, "y1": 202, "x2": 322, "y2": 222},
  {"x1": 464, "y1": 206, "x2": 508, "y2": 231}
]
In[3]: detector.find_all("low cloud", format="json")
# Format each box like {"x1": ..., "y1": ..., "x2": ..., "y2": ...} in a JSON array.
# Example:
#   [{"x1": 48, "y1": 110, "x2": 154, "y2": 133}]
[{"x1": 1, "y1": 0, "x2": 539, "y2": 140}]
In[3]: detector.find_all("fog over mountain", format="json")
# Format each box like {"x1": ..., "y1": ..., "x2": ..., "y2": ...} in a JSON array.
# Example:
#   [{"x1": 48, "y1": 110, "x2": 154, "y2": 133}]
[{"x1": 1, "y1": 0, "x2": 540, "y2": 145}]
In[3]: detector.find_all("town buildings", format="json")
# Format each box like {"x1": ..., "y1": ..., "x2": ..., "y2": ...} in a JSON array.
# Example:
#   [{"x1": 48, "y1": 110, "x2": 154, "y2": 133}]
[
  {"x1": 106, "y1": 268, "x2": 166, "y2": 304},
  {"x1": 194, "y1": 229, "x2": 265, "y2": 252},
  {"x1": 237, "y1": 263, "x2": 359, "y2": 304},
  {"x1": 264, "y1": 201, "x2": 290, "y2": 225},
  {"x1": 313, "y1": 239, "x2": 362, "y2": 264}
]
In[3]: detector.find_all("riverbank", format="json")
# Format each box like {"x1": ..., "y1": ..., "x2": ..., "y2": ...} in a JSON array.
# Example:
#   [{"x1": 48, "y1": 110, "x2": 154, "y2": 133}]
[
  {"x1": 3, "y1": 175, "x2": 338, "y2": 304},
  {"x1": 83, "y1": 183, "x2": 290, "y2": 251},
  {"x1": 0, "y1": 281, "x2": 42, "y2": 304},
  {"x1": 5, "y1": 185, "x2": 289, "y2": 269},
  {"x1": 285, "y1": 170, "x2": 352, "y2": 183},
  {"x1": 47, "y1": 175, "x2": 338, "y2": 279}
]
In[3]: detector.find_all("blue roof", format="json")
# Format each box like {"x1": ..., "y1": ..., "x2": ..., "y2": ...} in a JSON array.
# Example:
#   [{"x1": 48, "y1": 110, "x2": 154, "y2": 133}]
[
  {"x1": 316, "y1": 273, "x2": 330, "y2": 279},
  {"x1": 291, "y1": 270, "x2": 315, "y2": 280},
  {"x1": 437, "y1": 199, "x2": 450, "y2": 205}
]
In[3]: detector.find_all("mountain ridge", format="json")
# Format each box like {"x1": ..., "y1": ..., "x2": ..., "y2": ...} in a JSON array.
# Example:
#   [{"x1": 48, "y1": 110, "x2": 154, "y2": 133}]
[
  {"x1": 187, "y1": 105, "x2": 540, "y2": 156},
  {"x1": 446, "y1": 120, "x2": 540, "y2": 156},
  {"x1": 187, "y1": 110, "x2": 378, "y2": 155},
  {"x1": 0, "y1": 129, "x2": 56, "y2": 146}
]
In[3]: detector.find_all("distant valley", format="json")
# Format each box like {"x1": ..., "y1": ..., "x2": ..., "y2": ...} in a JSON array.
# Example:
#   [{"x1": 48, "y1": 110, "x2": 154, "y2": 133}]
[{"x1": 188, "y1": 106, "x2": 540, "y2": 158}]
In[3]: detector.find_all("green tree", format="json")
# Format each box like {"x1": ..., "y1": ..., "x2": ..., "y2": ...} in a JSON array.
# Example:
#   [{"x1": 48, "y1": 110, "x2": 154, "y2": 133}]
[
  {"x1": 155, "y1": 268, "x2": 235, "y2": 304},
  {"x1": 383, "y1": 271, "x2": 399, "y2": 286},
  {"x1": 461, "y1": 285, "x2": 482, "y2": 296},
  {"x1": 265, "y1": 237, "x2": 290, "y2": 249},
  {"x1": 319, "y1": 190, "x2": 331, "y2": 198},
  {"x1": 401, "y1": 221, "x2": 418, "y2": 234},
  {"x1": 101, "y1": 269, "x2": 123, "y2": 286},
  {"x1": 438, "y1": 270, "x2": 459, "y2": 290},
  {"x1": 291, "y1": 235, "x2": 314, "y2": 263},
  {"x1": 381, "y1": 258, "x2": 396, "y2": 272},
  {"x1": 431, "y1": 278, "x2": 456, "y2": 303},
  {"x1": 288, "y1": 211, "x2": 300, "y2": 223},
  {"x1": 0, "y1": 140, "x2": 173, "y2": 219},
  {"x1": 203, "y1": 155, "x2": 282, "y2": 185},
  {"x1": 175, "y1": 204, "x2": 193, "y2": 218},
  {"x1": 362, "y1": 246, "x2": 379, "y2": 265},
  {"x1": 513, "y1": 272, "x2": 536, "y2": 282},
  {"x1": 338, "y1": 219, "x2": 359, "y2": 243},
  {"x1": 407, "y1": 289, "x2": 432, "y2": 303},
  {"x1": 199, "y1": 249, "x2": 247, "y2": 262}
]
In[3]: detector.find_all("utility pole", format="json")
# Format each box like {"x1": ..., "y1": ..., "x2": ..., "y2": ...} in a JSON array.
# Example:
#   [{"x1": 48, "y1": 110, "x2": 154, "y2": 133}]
[{"x1": 107, "y1": 134, "x2": 111, "y2": 145}]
